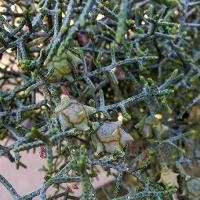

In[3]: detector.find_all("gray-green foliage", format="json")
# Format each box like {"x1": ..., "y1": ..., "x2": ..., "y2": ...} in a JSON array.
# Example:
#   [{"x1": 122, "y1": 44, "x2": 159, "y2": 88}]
[{"x1": 0, "y1": 0, "x2": 200, "y2": 199}]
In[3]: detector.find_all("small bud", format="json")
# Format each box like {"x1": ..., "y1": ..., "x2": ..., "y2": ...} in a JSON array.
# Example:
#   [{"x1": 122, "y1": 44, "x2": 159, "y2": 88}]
[
  {"x1": 104, "y1": 1, "x2": 111, "y2": 8},
  {"x1": 98, "y1": 4, "x2": 104, "y2": 10},
  {"x1": 19, "y1": 59, "x2": 36, "y2": 71}
]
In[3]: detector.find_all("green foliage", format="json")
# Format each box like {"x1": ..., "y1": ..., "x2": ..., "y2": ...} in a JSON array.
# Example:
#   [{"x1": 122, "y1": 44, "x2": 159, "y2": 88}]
[{"x1": 0, "y1": 0, "x2": 200, "y2": 199}]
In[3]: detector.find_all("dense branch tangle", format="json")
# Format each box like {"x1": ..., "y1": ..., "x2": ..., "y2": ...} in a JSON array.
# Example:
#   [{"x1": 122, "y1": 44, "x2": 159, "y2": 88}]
[{"x1": 0, "y1": 0, "x2": 200, "y2": 200}]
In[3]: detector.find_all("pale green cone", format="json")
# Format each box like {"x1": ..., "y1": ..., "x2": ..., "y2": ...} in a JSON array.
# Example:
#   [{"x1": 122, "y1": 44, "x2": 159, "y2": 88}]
[
  {"x1": 92, "y1": 121, "x2": 133, "y2": 154},
  {"x1": 54, "y1": 96, "x2": 96, "y2": 131}
]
